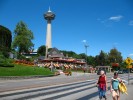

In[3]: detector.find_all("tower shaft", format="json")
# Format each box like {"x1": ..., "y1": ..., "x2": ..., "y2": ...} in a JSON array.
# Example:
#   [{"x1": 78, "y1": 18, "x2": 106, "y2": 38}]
[
  {"x1": 44, "y1": 8, "x2": 55, "y2": 59},
  {"x1": 46, "y1": 20, "x2": 52, "y2": 48}
]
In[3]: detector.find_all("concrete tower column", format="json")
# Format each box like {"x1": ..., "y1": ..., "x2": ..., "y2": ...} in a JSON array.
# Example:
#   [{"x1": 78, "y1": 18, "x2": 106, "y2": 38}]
[{"x1": 46, "y1": 20, "x2": 52, "y2": 48}]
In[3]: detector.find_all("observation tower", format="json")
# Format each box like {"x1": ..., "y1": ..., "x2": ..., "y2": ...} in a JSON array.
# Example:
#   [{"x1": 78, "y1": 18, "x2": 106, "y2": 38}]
[{"x1": 44, "y1": 8, "x2": 55, "y2": 49}]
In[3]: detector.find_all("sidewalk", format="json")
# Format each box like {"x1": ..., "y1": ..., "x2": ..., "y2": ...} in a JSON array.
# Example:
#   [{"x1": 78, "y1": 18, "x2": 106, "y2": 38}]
[{"x1": 119, "y1": 82, "x2": 133, "y2": 100}]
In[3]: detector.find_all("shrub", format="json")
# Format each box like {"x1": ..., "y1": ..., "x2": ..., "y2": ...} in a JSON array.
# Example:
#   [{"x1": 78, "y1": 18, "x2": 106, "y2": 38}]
[
  {"x1": 0, "y1": 64, "x2": 54, "y2": 76},
  {"x1": 0, "y1": 63, "x2": 14, "y2": 67}
]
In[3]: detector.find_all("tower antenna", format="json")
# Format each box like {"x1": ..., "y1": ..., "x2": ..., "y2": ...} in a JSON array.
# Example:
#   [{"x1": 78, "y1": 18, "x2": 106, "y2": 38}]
[{"x1": 48, "y1": 6, "x2": 51, "y2": 12}]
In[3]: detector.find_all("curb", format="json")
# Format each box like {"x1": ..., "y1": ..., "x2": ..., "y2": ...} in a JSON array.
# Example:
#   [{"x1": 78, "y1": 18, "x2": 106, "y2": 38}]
[{"x1": 0, "y1": 74, "x2": 59, "y2": 80}]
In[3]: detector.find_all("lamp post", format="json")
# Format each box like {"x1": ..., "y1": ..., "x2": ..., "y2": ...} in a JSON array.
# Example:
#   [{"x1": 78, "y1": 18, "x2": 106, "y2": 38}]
[
  {"x1": 84, "y1": 44, "x2": 89, "y2": 73},
  {"x1": 85, "y1": 44, "x2": 89, "y2": 65},
  {"x1": 82, "y1": 40, "x2": 89, "y2": 72}
]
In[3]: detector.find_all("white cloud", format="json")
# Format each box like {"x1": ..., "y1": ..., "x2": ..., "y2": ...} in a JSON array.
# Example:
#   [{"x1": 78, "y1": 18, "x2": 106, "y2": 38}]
[
  {"x1": 128, "y1": 53, "x2": 133, "y2": 57},
  {"x1": 129, "y1": 20, "x2": 133, "y2": 26},
  {"x1": 82, "y1": 40, "x2": 86, "y2": 43},
  {"x1": 109, "y1": 15, "x2": 123, "y2": 21}
]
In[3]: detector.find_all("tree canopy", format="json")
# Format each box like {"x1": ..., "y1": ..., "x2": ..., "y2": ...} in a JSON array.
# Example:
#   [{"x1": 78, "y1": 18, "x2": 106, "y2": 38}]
[
  {"x1": 0, "y1": 25, "x2": 12, "y2": 58},
  {"x1": 37, "y1": 45, "x2": 46, "y2": 56},
  {"x1": 0, "y1": 25, "x2": 12, "y2": 52},
  {"x1": 108, "y1": 48, "x2": 123, "y2": 64},
  {"x1": 95, "y1": 50, "x2": 109, "y2": 66},
  {"x1": 12, "y1": 21, "x2": 34, "y2": 53}
]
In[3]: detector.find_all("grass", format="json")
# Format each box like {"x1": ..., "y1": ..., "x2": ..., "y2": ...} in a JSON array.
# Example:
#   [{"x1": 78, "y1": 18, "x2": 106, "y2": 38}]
[{"x1": 0, "y1": 64, "x2": 54, "y2": 76}]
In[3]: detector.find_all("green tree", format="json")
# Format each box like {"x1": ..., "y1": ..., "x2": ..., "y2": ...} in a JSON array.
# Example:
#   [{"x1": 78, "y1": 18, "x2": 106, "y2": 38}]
[
  {"x1": 95, "y1": 50, "x2": 109, "y2": 66},
  {"x1": 87, "y1": 56, "x2": 95, "y2": 66},
  {"x1": 108, "y1": 48, "x2": 123, "y2": 64},
  {"x1": 120, "y1": 61, "x2": 127, "y2": 69},
  {"x1": 78, "y1": 53, "x2": 86, "y2": 59},
  {"x1": 0, "y1": 25, "x2": 12, "y2": 58},
  {"x1": 67, "y1": 51, "x2": 77, "y2": 58},
  {"x1": 37, "y1": 45, "x2": 46, "y2": 56},
  {"x1": 60, "y1": 50, "x2": 79, "y2": 58},
  {"x1": 0, "y1": 25, "x2": 12, "y2": 51},
  {"x1": 0, "y1": 52, "x2": 6, "y2": 62},
  {"x1": 12, "y1": 21, "x2": 34, "y2": 54}
]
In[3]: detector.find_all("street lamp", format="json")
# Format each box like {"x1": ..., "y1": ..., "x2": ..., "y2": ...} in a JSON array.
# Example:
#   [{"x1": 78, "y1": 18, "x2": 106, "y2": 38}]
[
  {"x1": 84, "y1": 44, "x2": 89, "y2": 66},
  {"x1": 82, "y1": 40, "x2": 89, "y2": 69}
]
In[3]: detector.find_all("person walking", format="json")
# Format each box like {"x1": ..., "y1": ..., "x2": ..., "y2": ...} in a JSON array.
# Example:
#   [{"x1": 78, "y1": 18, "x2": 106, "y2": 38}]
[
  {"x1": 110, "y1": 72, "x2": 122, "y2": 100},
  {"x1": 97, "y1": 70, "x2": 108, "y2": 100}
]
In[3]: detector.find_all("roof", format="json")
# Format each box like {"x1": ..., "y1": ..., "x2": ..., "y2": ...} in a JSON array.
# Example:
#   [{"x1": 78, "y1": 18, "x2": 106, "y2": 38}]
[
  {"x1": 48, "y1": 48, "x2": 64, "y2": 58},
  {"x1": 38, "y1": 56, "x2": 45, "y2": 60}
]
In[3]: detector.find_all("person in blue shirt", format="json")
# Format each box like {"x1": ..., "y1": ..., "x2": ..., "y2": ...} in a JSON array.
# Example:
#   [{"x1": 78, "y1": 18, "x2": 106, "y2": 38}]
[{"x1": 110, "y1": 72, "x2": 122, "y2": 100}]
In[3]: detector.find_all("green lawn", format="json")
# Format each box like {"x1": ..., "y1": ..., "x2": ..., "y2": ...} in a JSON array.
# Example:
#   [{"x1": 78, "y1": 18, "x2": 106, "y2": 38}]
[{"x1": 0, "y1": 64, "x2": 54, "y2": 76}]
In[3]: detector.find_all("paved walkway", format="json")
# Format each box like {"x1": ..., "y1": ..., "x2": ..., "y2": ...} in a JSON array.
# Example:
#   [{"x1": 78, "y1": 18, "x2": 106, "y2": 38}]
[{"x1": 120, "y1": 82, "x2": 133, "y2": 100}]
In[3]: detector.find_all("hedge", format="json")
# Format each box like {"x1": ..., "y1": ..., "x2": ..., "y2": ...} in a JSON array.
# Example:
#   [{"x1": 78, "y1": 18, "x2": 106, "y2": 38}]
[{"x1": 0, "y1": 63, "x2": 14, "y2": 67}]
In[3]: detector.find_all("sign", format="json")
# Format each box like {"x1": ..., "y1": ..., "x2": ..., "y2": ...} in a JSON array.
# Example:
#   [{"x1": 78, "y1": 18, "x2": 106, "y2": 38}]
[
  {"x1": 126, "y1": 65, "x2": 132, "y2": 68},
  {"x1": 125, "y1": 57, "x2": 133, "y2": 85},
  {"x1": 125, "y1": 57, "x2": 132, "y2": 65}
]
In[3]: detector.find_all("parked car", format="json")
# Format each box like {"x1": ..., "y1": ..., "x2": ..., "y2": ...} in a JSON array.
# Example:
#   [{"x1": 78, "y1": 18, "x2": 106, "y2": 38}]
[
  {"x1": 123, "y1": 69, "x2": 129, "y2": 73},
  {"x1": 130, "y1": 68, "x2": 133, "y2": 73},
  {"x1": 118, "y1": 70, "x2": 124, "y2": 74}
]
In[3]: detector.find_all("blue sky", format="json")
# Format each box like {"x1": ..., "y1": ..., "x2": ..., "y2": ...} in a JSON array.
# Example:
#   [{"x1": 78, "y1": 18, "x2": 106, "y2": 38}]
[{"x1": 0, "y1": 0, "x2": 133, "y2": 59}]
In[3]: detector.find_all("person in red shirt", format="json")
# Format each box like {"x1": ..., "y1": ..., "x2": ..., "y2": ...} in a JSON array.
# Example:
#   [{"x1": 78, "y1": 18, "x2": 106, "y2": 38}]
[{"x1": 97, "y1": 70, "x2": 108, "y2": 100}]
